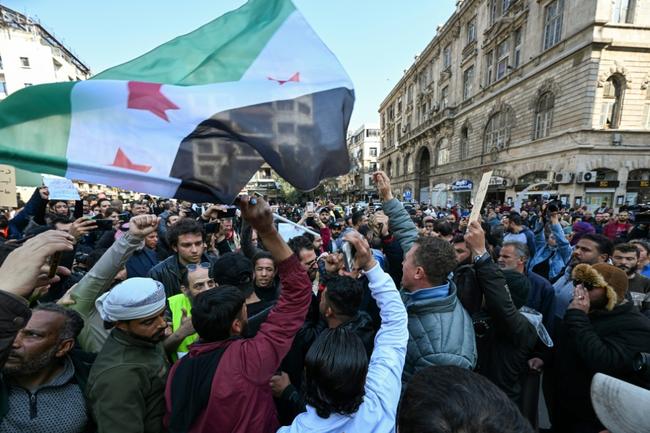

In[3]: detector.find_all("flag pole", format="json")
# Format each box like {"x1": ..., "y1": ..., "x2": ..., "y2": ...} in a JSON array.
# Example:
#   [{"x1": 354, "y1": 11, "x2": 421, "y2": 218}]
[{"x1": 273, "y1": 213, "x2": 320, "y2": 237}]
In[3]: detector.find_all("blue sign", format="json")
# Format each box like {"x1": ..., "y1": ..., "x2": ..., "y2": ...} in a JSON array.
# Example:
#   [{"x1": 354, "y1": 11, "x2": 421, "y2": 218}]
[
  {"x1": 451, "y1": 179, "x2": 473, "y2": 192},
  {"x1": 403, "y1": 189, "x2": 412, "y2": 200}
]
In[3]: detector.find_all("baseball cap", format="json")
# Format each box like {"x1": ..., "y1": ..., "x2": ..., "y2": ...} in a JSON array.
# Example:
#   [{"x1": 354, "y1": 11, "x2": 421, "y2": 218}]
[{"x1": 210, "y1": 253, "x2": 254, "y2": 297}]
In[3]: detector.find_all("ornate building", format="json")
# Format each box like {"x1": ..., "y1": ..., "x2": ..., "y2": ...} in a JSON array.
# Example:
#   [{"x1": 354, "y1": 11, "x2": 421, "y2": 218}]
[
  {"x1": 379, "y1": 0, "x2": 650, "y2": 211},
  {"x1": 338, "y1": 124, "x2": 381, "y2": 202}
]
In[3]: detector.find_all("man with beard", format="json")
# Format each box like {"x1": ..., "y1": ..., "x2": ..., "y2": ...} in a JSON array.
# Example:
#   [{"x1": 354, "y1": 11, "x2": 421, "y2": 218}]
[
  {"x1": 252, "y1": 251, "x2": 279, "y2": 302},
  {"x1": 502, "y1": 211, "x2": 537, "y2": 259},
  {"x1": 603, "y1": 210, "x2": 632, "y2": 242},
  {"x1": 553, "y1": 233, "x2": 613, "y2": 319},
  {"x1": 288, "y1": 235, "x2": 319, "y2": 290},
  {"x1": 88, "y1": 277, "x2": 169, "y2": 433},
  {"x1": 1, "y1": 304, "x2": 88, "y2": 433},
  {"x1": 61, "y1": 214, "x2": 161, "y2": 353},
  {"x1": 164, "y1": 196, "x2": 312, "y2": 433},
  {"x1": 612, "y1": 243, "x2": 650, "y2": 296}
]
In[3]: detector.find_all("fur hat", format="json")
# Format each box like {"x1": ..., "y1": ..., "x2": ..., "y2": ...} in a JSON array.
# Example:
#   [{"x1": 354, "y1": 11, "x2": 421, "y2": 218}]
[{"x1": 571, "y1": 263, "x2": 627, "y2": 311}]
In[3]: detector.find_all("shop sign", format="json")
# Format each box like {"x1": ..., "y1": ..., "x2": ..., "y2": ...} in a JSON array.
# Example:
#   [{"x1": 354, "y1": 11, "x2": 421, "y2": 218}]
[
  {"x1": 451, "y1": 179, "x2": 473, "y2": 192},
  {"x1": 626, "y1": 180, "x2": 649, "y2": 188},
  {"x1": 584, "y1": 181, "x2": 620, "y2": 188},
  {"x1": 488, "y1": 176, "x2": 508, "y2": 188}
]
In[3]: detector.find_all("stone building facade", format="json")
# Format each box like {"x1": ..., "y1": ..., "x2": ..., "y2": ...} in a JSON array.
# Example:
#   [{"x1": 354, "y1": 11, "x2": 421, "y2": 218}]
[
  {"x1": 338, "y1": 124, "x2": 381, "y2": 201},
  {"x1": 378, "y1": 0, "x2": 650, "y2": 211},
  {"x1": 0, "y1": 5, "x2": 90, "y2": 98}
]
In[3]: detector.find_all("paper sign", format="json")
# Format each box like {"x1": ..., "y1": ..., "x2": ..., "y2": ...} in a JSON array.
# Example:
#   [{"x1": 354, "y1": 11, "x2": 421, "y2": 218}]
[
  {"x1": 42, "y1": 175, "x2": 80, "y2": 201},
  {"x1": 278, "y1": 223, "x2": 308, "y2": 242},
  {"x1": 469, "y1": 170, "x2": 493, "y2": 223},
  {"x1": 0, "y1": 165, "x2": 17, "y2": 208}
]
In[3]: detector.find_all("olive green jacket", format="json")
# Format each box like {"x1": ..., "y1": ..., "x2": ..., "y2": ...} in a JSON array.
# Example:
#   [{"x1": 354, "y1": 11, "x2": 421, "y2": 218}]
[{"x1": 87, "y1": 328, "x2": 168, "y2": 433}]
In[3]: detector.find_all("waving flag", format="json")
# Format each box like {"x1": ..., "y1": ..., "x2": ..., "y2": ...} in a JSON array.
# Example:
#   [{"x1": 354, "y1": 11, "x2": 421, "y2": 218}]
[{"x1": 0, "y1": 0, "x2": 354, "y2": 202}]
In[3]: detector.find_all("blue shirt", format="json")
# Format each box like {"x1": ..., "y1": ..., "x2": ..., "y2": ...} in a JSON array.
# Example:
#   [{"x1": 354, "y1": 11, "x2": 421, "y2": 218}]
[
  {"x1": 278, "y1": 263, "x2": 409, "y2": 433},
  {"x1": 402, "y1": 283, "x2": 449, "y2": 306}
]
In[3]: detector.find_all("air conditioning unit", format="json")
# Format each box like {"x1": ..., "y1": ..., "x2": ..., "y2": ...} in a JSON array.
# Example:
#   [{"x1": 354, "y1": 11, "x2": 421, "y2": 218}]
[
  {"x1": 554, "y1": 172, "x2": 574, "y2": 184},
  {"x1": 577, "y1": 171, "x2": 597, "y2": 183}
]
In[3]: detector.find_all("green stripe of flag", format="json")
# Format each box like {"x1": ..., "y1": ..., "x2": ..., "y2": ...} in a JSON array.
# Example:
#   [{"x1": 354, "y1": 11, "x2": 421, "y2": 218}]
[
  {"x1": 0, "y1": 82, "x2": 74, "y2": 176},
  {"x1": 93, "y1": 0, "x2": 295, "y2": 85}
]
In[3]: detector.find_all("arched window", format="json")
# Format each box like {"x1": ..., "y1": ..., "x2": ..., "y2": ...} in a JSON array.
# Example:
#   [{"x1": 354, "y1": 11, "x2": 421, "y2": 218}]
[
  {"x1": 484, "y1": 108, "x2": 513, "y2": 153},
  {"x1": 460, "y1": 126, "x2": 470, "y2": 160},
  {"x1": 436, "y1": 138, "x2": 450, "y2": 166},
  {"x1": 601, "y1": 74, "x2": 626, "y2": 129},
  {"x1": 395, "y1": 157, "x2": 401, "y2": 177},
  {"x1": 534, "y1": 92, "x2": 554, "y2": 139},
  {"x1": 404, "y1": 153, "x2": 411, "y2": 175},
  {"x1": 386, "y1": 160, "x2": 393, "y2": 177}
]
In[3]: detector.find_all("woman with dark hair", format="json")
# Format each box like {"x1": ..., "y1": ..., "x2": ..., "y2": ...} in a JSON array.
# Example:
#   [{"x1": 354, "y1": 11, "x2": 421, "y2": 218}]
[{"x1": 278, "y1": 231, "x2": 408, "y2": 433}]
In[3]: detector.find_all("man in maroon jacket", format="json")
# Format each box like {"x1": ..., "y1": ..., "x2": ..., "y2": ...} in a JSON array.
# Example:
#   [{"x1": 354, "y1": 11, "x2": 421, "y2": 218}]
[{"x1": 164, "y1": 196, "x2": 312, "y2": 433}]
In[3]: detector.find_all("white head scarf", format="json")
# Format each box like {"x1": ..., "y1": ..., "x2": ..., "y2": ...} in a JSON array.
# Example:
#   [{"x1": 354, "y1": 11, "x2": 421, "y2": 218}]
[{"x1": 96, "y1": 277, "x2": 166, "y2": 322}]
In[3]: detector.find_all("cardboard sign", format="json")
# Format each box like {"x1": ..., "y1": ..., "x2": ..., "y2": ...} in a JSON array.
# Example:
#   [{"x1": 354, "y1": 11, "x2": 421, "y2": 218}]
[
  {"x1": 0, "y1": 165, "x2": 17, "y2": 208},
  {"x1": 42, "y1": 175, "x2": 80, "y2": 201},
  {"x1": 469, "y1": 170, "x2": 493, "y2": 223},
  {"x1": 278, "y1": 223, "x2": 307, "y2": 242}
]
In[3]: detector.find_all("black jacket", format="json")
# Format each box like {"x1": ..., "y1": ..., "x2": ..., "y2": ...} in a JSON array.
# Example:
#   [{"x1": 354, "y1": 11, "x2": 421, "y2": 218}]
[
  {"x1": 474, "y1": 256, "x2": 538, "y2": 407},
  {"x1": 147, "y1": 253, "x2": 217, "y2": 298},
  {"x1": 551, "y1": 302, "x2": 650, "y2": 427}
]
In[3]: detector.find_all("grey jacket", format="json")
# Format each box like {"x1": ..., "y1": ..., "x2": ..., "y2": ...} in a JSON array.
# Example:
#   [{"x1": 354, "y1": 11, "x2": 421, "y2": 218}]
[
  {"x1": 383, "y1": 198, "x2": 477, "y2": 384},
  {"x1": 67, "y1": 232, "x2": 143, "y2": 353}
]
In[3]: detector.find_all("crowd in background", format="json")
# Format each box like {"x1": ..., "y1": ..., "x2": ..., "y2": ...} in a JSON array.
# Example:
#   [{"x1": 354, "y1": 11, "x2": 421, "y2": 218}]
[{"x1": 0, "y1": 171, "x2": 649, "y2": 433}]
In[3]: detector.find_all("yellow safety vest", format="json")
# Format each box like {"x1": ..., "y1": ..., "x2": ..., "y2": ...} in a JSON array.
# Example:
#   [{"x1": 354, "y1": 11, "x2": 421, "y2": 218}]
[{"x1": 167, "y1": 293, "x2": 198, "y2": 361}]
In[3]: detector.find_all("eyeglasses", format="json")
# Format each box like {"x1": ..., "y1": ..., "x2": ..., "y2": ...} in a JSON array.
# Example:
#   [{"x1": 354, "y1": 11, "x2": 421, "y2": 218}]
[
  {"x1": 572, "y1": 279, "x2": 595, "y2": 290},
  {"x1": 186, "y1": 262, "x2": 210, "y2": 272}
]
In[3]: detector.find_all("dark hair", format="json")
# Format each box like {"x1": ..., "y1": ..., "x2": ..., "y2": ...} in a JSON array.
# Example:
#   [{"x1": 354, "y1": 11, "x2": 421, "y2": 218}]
[
  {"x1": 323, "y1": 276, "x2": 363, "y2": 318},
  {"x1": 398, "y1": 365, "x2": 533, "y2": 433},
  {"x1": 451, "y1": 234, "x2": 466, "y2": 245},
  {"x1": 49, "y1": 200, "x2": 68, "y2": 208},
  {"x1": 167, "y1": 218, "x2": 204, "y2": 247},
  {"x1": 303, "y1": 327, "x2": 368, "y2": 418},
  {"x1": 33, "y1": 303, "x2": 84, "y2": 341},
  {"x1": 351, "y1": 211, "x2": 366, "y2": 227},
  {"x1": 613, "y1": 243, "x2": 640, "y2": 258},
  {"x1": 49, "y1": 215, "x2": 72, "y2": 226},
  {"x1": 433, "y1": 221, "x2": 453, "y2": 237},
  {"x1": 412, "y1": 236, "x2": 457, "y2": 286},
  {"x1": 580, "y1": 233, "x2": 613, "y2": 257},
  {"x1": 288, "y1": 235, "x2": 315, "y2": 257},
  {"x1": 508, "y1": 211, "x2": 522, "y2": 226},
  {"x1": 191, "y1": 286, "x2": 245, "y2": 342},
  {"x1": 630, "y1": 239, "x2": 650, "y2": 255},
  {"x1": 252, "y1": 251, "x2": 275, "y2": 268},
  {"x1": 104, "y1": 207, "x2": 120, "y2": 218},
  {"x1": 97, "y1": 198, "x2": 111, "y2": 207}
]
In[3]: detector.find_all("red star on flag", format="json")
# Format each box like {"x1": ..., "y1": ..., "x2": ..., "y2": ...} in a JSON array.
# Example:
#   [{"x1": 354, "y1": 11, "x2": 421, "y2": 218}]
[
  {"x1": 267, "y1": 72, "x2": 300, "y2": 85},
  {"x1": 127, "y1": 81, "x2": 179, "y2": 121},
  {"x1": 111, "y1": 148, "x2": 151, "y2": 173}
]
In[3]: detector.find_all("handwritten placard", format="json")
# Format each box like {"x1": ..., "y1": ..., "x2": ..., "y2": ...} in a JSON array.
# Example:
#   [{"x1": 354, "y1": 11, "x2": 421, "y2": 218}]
[
  {"x1": 42, "y1": 175, "x2": 80, "y2": 201},
  {"x1": 469, "y1": 170, "x2": 493, "y2": 223},
  {"x1": 0, "y1": 165, "x2": 17, "y2": 208}
]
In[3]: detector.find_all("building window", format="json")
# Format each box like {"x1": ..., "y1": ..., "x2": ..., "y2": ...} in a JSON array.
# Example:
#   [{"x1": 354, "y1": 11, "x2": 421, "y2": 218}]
[
  {"x1": 484, "y1": 109, "x2": 513, "y2": 152},
  {"x1": 496, "y1": 40, "x2": 509, "y2": 80},
  {"x1": 298, "y1": 102, "x2": 311, "y2": 115},
  {"x1": 460, "y1": 126, "x2": 470, "y2": 160},
  {"x1": 369, "y1": 162, "x2": 377, "y2": 172},
  {"x1": 463, "y1": 66, "x2": 474, "y2": 100},
  {"x1": 0, "y1": 81, "x2": 6, "y2": 96},
  {"x1": 612, "y1": 0, "x2": 636, "y2": 23},
  {"x1": 490, "y1": 0, "x2": 511, "y2": 24},
  {"x1": 600, "y1": 74, "x2": 625, "y2": 129},
  {"x1": 513, "y1": 28, "x2": 522, "y2": 68},
  {"x1": 436, "y1": 138, "x2": 450, "y2": 166},
  {"x1": 0, "y1": 56, "x2": 3, "y2": 70},
  {"x1": 395, "y1": 157, "x2": 401, "y2": 176},
  {"x1": 276, "y1": 100, "x2": 294, "y2": 111},
  {"x1": 197, "y1": 142, "x2": 213, "y2": 154},
  {"x1": 534, "y1": 92, "x2": 554, "y2": 139},
  {"x1": 543, "y1": 0, "x2": 564, "y2": 50},
  {"x1": 369, "y1": 147, "x2": 378, "y2": 157},
  {"x1": 443, "y1": 44, "x2": 452, "y2": 69},
  {"x1": 19, "y1": 57, "x2": 30, "y2": 68},
  {"x1": 278, "y1": 122, "x2": 295, "y2": 134},
  {"x1": 467, "y1": 18, "x2": 477, "y2": 44},
  {"x1": 404, "y1": 154, "x2": 410, "y2": 175},
  {"x1": 441, "y1": 86, "x2": 449, "y2": 109},
  {"x1": 486, "y1": 50, "x2": 494, "y2": 85}
]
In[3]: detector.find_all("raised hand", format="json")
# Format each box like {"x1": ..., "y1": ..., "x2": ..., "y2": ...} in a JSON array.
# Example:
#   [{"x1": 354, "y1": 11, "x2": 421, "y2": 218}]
[
  {"x1": 129, "y1": 214, "x2": 160, "y2": 239},
  {"x1": 373, "y1": 171, "x2": 394, "y2": 202}
]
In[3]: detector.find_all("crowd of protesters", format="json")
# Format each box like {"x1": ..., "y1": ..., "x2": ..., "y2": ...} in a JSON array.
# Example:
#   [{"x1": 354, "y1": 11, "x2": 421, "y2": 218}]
[{"x1": 0, "y1": 172, "x2": 649, "y2": 433}]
